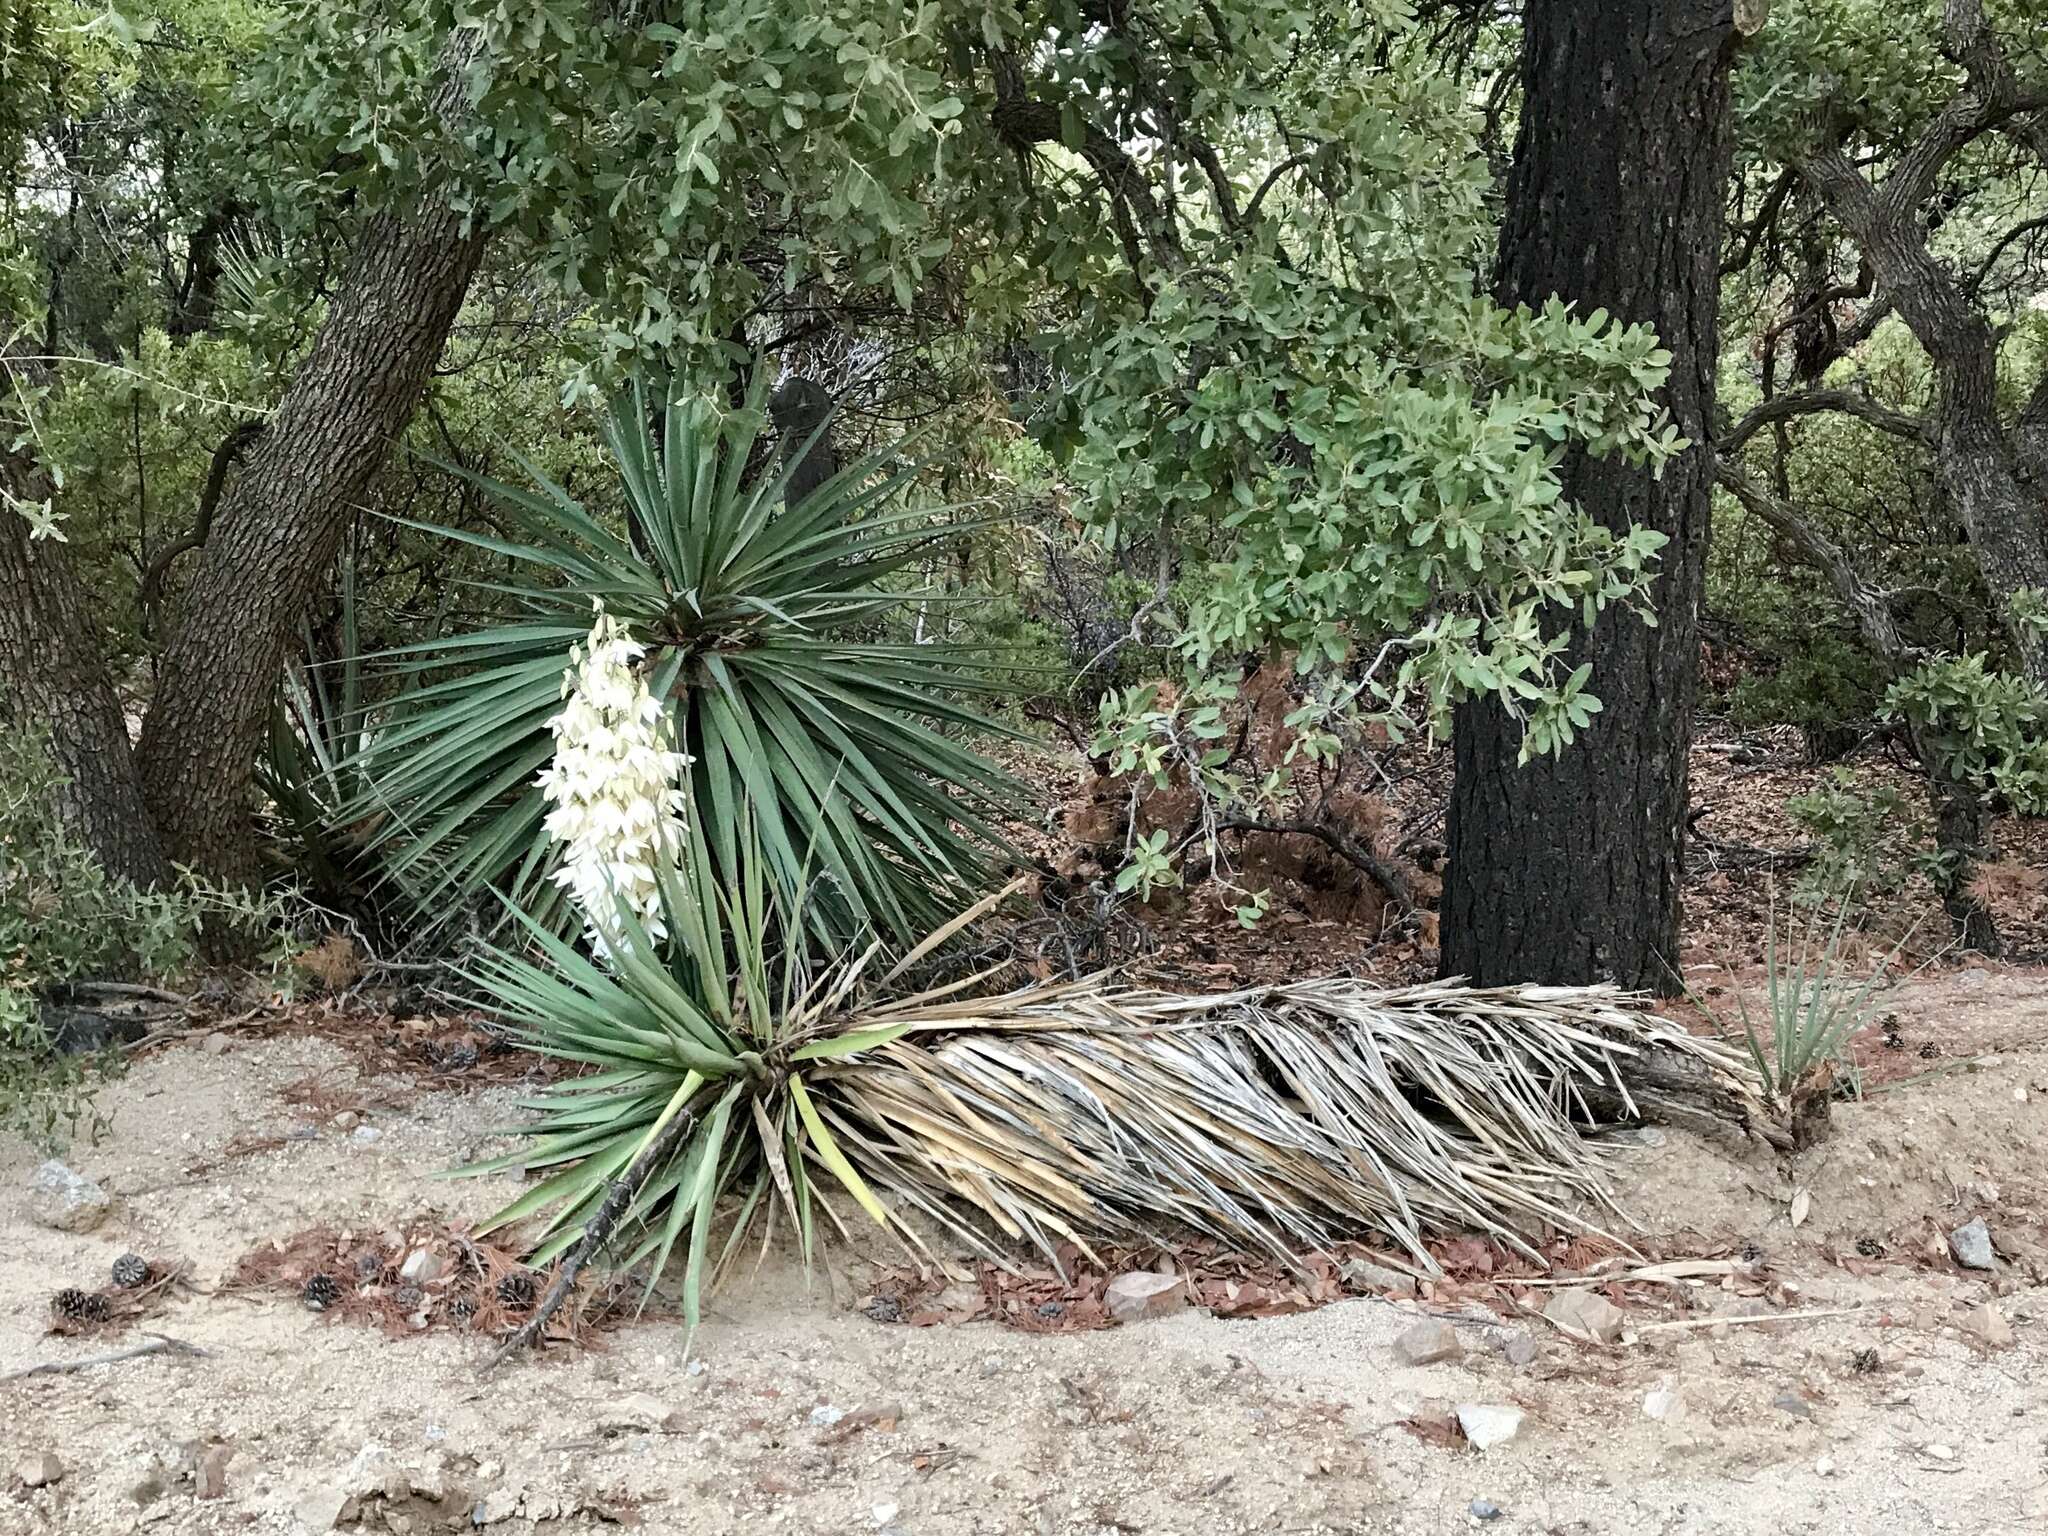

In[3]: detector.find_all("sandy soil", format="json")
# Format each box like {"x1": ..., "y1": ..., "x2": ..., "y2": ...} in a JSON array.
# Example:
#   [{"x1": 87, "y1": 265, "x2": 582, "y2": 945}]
[{"x1": 2, "y1": 970, "x2": 2044, "y2": 1536}]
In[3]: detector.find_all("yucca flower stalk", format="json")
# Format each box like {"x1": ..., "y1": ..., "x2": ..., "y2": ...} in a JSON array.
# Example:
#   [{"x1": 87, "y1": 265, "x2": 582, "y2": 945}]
[{"x1": 535, "y1": 606, "x2": 691, "y2": 961}]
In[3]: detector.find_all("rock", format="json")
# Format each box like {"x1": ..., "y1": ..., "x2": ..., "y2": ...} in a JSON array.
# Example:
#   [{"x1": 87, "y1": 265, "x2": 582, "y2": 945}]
[
  {"x1": 27, "y1": 1159, "x2": 112, "y2": 1233},
  {"x1": 15, "y1": 1451, "x2": 64, "y2": 1488},
  {"x1": 1642, "y1": 1381, "x2": 1686, "y2": 1423},
  {"x1": 1815, "y1": 1456, "x2": 1836, "y2": 1478},
  {"x1": 1961, "y1": 1302, "x2": 2015, "y2": 1349},
  {"x1": 1543, "y1": 1288, "x2": 1625, "y2": 1345},
  {"x1": 350, "y1": 1124, "x2": 383, "y2": 1146},
  {"x1": 1949, "y1": 1217, "x2": 1996, "y2": 1271},
  {"x1": 808, "y1": 1405, "x2": 846, "y2": 1429},
  {"x1": 398, "y1": 1248, "x2": 445, "y2": 1284},
  {"x1": 1455, "y1": 1404, "x2": 1523, "y2": 1451},
  {"x1": 296, "y1": 1486, "x2": 353, "y2": 1531},
  {"x1": 1469, "y1": 1499, "x2": 1505, "y2": 1522},
  {"x1": 1772, "y1": 1391, "x2": 1813, "y2": 1420},
  {"x1": 472, "y1": 1484, "x2": 523, "y2": 1524},
  {"x1": 331, "y1": 1111, "x2": 360, "y2": 1132},
  {"x1": 129, "y1": 1460, "x2": 168, "y2": 1507},
  {"x1": 195, "y1": 1445, "x2": 231, "y2": 1500},
  {"x1": 872, "y1": 1502, "x2": 901, "y2": 1527},
  {"x1": 1104, "y1": 1270, "x2": 1187, "y2": 1323},
  {"x1": 601, "y1": 1392, "x2": 681, "y2": 1432},
  {"x1": 1339, "y1": 1257, "x2": 1412, "y2": 1294},
  {"x1": 1926, "y1": 1443, "x2": 1956, "y2": 1462},
  {"x1": 1393, "y1": 1319, "x2": 1462, "y2": 1366}
]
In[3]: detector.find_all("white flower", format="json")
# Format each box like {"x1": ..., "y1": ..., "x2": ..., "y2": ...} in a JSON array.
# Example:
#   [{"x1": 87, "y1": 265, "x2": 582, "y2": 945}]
[{"x1": 536, "y1": 606, "x2": 691, "y2": 963}]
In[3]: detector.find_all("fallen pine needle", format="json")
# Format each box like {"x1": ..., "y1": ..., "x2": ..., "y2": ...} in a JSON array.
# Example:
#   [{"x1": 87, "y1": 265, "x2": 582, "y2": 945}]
[{"x1": 2, "y1": 1332, "x2": 213, "y2": 1380}]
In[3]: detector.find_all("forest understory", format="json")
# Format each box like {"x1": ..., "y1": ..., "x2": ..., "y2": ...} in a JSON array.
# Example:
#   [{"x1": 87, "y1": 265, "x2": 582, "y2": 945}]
[{"x1": 6, "y1": 730, "x2": 2046, "y2": 1536}]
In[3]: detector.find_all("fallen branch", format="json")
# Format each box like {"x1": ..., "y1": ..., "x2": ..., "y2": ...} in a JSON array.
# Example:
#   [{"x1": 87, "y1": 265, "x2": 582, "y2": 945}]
[
  {"x1": 482, "y1": 1099, "x2": 702, "y2": 1374},
  {"x1": 2, "y1": 1332, "x2": 212, "y2": 1381},
  {"x1": 1633, "y1": 1306, "x2": 1863, "y2": 1335}
]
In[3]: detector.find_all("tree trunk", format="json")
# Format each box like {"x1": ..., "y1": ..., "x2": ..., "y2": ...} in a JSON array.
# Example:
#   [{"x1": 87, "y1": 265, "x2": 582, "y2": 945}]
[
  {"x1": 1441, "y1": 0, "x2": 1735, "y2": 993},
  {"x1": 0, "y1": 493, "x2": 171, "y2": 891},
  {"x1": 134, "y1": 201, "x2": 487, "y2": 878}
]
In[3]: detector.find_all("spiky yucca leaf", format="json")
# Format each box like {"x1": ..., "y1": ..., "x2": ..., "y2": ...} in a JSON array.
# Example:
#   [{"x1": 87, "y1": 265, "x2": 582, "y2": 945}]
[
  {"x1": 343, "y1": 371, "x2": 1017, "y2": 945},
  {"x1": 463, "y1": 856, "x2": 1766, "y2": 1313}
]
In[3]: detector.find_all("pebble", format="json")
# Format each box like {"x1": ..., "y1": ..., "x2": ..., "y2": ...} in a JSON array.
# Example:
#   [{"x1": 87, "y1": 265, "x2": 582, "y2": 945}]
[
  {"x1": 15, "y1": 1451, "x2": 63, "y2": 1488},
  {"x1": 1104, "y1": 1270, "x2": 1187, "y2": 1323},
  {"x1": 295, "y1": 1486, "x2": 352, "y2": 1531},
  {"x1": 1642, "y1": 1382, "x2": 1686, "y2": 1423},
  {"x1": 808, "y1": 1405, "x2": 846, "y2": 1428},
  {"x1": 1544, "y1": 1288, "x2": 1626, "y2": 1345},
  {"x1": 1394, "y1": 1318, "x2": 1462, "y2": 1367},
  {"x1": 1926, "y1": 1443, "x2": 1956, "y2": 1462},
  {"x1": 872, "y1": 1502, "x2": 901, "y2": 1527},
  {"x1": 1469, "y1": 1499, "x2": 1505, "y2": 1522},
  {"x1": 1772, "y1": 1391, "x2": 1813, "y2": 1420},
  {"x1": 1500, "y1": 1331, "x2": 1539, "y2": 1368},
  {"x1": 1948, "y1": 1216, "x2": 1995, "y2": 1271},
  {"x1": 398, "y1": 1248, "x2": 445, "y2": 1284},
  {"x1": 1455, "y1": 1404, "x2": 1523, "y2": 1451},
  {"x1": 27, "y1": 1159, "x2": 112, "y2": 1233},
  {"x1": 350, "y1": 1125, "x2": 383, "y2": 1146},
  {"x1": 195, "y1": 1445, "x2": 231, "y2": 1500},
  {"x1": 1815, "y1": 1456, "x2": 1836, "y2": 1478},
  {"x1": 601, "y1": 1392, "x2": 681, "y2": 1432},
  {"x1": 1961, "y1": 1302, "x2": 2015, "y2": 1349}
]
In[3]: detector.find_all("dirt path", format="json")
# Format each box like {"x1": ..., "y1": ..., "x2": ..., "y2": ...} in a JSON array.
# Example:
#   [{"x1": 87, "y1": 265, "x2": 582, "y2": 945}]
[{"x1": 2, "y1": 971, "x2": 2044, "y2": 1535}]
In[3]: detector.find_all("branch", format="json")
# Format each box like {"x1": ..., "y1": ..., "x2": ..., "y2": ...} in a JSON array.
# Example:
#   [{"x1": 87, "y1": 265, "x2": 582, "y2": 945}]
[
  {"x1": 1721, "y1": 167, "x2": 1797, "y2": 276},
  {"x1": 1965, "y1": 213, "x2": 2048, "y2": 294},
  {"x1": 1242, "y1": 151, "x2": 1317, "y2": 225},
  {"x1": 1221, "y1": 812, "x2": 1423, "y2": 915},
  {"x1": 1874, "y1": 1, "x2": 2048, "y2": 221},
  {"x1": 138, "y1": 420, "x2": 265, "y2": 627},
  {"x1": 1720, "y1": 388, "x2": 1930, "y2": 455},
  {"x1": 1713, "y1": 457, "x2": 1907, "y2": 664},
  {"x1": 481, "y1": 1095, "x2": 701, "y2": 1373},
  {"x1": 2, "y1": 1333, "x2": 212, "y2": 1381}
]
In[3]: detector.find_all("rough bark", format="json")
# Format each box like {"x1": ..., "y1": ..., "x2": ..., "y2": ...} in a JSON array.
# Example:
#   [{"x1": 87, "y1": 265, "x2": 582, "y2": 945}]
[
  {"x1": 1442, "y1": 0, "x2": 1736, "y2": 993},
  {"x1": 0, "y1": 473, "x2": 171, "y2": 891},
  {"x1": 136, "y1": 71, "x2": 488, "y2": 878}
]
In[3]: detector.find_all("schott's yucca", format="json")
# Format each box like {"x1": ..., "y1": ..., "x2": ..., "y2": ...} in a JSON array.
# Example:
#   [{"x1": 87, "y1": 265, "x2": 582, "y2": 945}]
[{"x1": 345, "y1": 368, "x2": 1017, "y2": 948}]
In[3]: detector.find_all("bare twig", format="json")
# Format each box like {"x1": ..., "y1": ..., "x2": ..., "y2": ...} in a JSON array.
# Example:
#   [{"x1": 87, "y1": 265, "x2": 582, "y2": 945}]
[
  {"x1": 2, "y1": 1332, "x2": 212, "y2": 1381},
  {"x1": 482, "y1": 1099, "x2": 702, "y2": 1373}
]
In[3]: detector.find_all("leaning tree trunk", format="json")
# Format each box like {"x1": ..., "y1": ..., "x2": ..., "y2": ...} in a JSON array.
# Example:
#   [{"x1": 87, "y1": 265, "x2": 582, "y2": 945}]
[
  {"x1": 1442, "y1": 0, "x2": 1736, "y2": 993},
  {"x1": 135, "y1": 196, "x2": 487, "y2": 879},
  {"x1": 0, "y1": 477, "x2": 171, "y2": 891}
]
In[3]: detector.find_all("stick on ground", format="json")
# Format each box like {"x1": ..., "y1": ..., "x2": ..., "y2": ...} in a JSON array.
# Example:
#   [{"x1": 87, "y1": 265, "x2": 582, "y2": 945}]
[
  {"x1": 2, "y1": 1332, "x2": 212, "y2": 1381},
  {"x1": 481, "y1": 1101, "x2": 701, "y2": 1375}
]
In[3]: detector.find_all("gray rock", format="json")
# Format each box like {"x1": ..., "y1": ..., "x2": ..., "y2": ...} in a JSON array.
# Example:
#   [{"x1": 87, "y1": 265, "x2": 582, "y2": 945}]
[
  {"x1": 295, "y1": 1487, "x2": 353, "y2": 1532},
  {"x1": 808, "y1": 1404, "x2": 846, "y2": 1429},
  {"x1": 471, "y1": 1485, "x2": 523, "y2": 1525},
  {"x1": 1772, "y1": 1390, "x2": 1813, "y2": 1420},
  {"x1": 15, "y1": 1451, "x2": 64, "y2": 1488},
  {"x1": 1104, "y1": 1270, "x2": 1187, "y2": 1323},
  {"x1": 1949, "y1": 1216, "x2": 1996, "y2": 1271},
  {"x1": 1456, "y1": 1403, "x2": 1523, "y2": 1451},
  {"x1": 1469, "y1": 1499, "x2": 1505, "y2": 1522},
  {"x1": 350, "y1": 1124, "x2": 383, "y2": 1146},
  {"x1": 1393, "y1": 1318, "x2": 1462, "y2": 1366},
  {"x1": 1339, "y1": 1257, "x2": 1413, "y2": 1294},
  {"x1": 195, "y1": 1445, "x2": 231, "y2": 1500},
  {"x1": 1543, "y1": 1287, "x2": 1625, "y2": 1345},
  {"x1": 28, "y1": 1159, "x2": 112, "y2": 1233},
  {"x1": 398, "y1": 1248, "x2": 445, "y2": 1284},
  {"x1": 1500, "y1": 1330, "x2": 1540, "y2": 1368}
]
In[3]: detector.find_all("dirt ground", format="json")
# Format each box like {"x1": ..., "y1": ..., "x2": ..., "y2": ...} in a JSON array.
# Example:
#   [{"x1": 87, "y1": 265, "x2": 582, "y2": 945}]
[{"x1": 3, "y1": 968, "x2": 2045, "y2": 1536}]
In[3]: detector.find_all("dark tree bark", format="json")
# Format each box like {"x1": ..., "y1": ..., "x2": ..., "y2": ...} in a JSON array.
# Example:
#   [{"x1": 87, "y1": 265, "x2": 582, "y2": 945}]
[
  {"x1": 135, "y1": 200, "x2": 487, "y2": 876},
  {"x1": 769, "y1": 377, "x2": 838, "y2": 505},
  {"x1": 1442, "y1": 0, "x2": 1737, "y2": 993},
  {"x1": 0, "y1": 485, "x2": 171, "y2": 891}
]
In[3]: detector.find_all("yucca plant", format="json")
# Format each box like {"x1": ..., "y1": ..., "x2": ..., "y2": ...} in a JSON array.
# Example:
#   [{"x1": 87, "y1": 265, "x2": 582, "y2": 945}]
[
  {"x1": 340, "y1": 371, "x2": 1017, "y2": 946},
  {"x1": 1731, "y1": 897, "x2": 1916, "y2": 1111},
  {"x1": 462, "y1": 818, "x2": 1768, "y2": 1350}
]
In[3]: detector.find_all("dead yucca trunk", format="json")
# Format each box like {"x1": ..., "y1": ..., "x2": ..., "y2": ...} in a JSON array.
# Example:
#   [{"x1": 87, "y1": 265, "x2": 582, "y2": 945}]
[{"x1": 813, "y1": 978, "x2": 1768, "y2": 1275}]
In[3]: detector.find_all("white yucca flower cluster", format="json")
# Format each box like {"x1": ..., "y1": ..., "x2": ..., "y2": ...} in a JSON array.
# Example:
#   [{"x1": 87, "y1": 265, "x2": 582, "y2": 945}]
[{"x1": 536, "y1": 606, "x2": 690, "y2": 962}]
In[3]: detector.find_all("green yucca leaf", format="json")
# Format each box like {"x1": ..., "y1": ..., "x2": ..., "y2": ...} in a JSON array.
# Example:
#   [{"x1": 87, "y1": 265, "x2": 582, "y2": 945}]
[{"x1": 342, "y1": 368, "x2": 1019, "y2": 946}]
